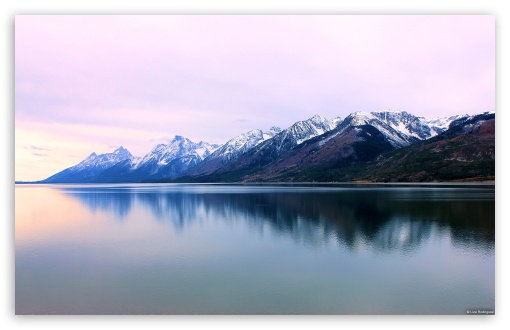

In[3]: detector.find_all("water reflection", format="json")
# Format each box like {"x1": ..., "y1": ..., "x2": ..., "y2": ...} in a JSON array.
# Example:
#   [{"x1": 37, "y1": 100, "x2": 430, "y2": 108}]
[
  {"x1": 66, "y1": 188, "x2": 134, "y2": 220},
  {"x1": 60, "y1": 185, "x2": 495, "y2": 253},
  {"x1": 371, "y1": 217, "x2": 435, "y2": 252}
]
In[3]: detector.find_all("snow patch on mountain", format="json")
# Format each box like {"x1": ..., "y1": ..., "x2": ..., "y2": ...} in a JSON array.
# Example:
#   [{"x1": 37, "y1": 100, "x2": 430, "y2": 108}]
[
  {"x1": 205, "y1": 126, "x2": 283, "y2": 163},
  {"x1": 43, "y1": 146, "x2": 135, "y2": 182},
  {"x1": 421, "y1": 114, "x2": 469, "y2": 137},
  {"x1": 262, "y1": 126, "x2": 283, "y2": 141},
  {"x1": 73, "y1": 146, "x2": 133, "y2": 172},
  {"x1": 134, "y1": 135, "x2": 219, "y2": 174},
  {"x1": 195, "y1": 141, "x2": 220, "y2": 160},
  {"x1": 339, "y1": 110, "x2": 468, "y2": 148},
  {"x1": 331, "y1": 117, "x2": 343, "y2": 127},
  {"x1": 284, "y1": 114, "x2": 335, "y2": 145}
]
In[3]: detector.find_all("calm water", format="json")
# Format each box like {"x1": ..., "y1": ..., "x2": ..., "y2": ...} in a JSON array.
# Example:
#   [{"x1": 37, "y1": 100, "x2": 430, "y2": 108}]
[{"x1": 15, "y1": 183, "x2": 495, "y2": 314}]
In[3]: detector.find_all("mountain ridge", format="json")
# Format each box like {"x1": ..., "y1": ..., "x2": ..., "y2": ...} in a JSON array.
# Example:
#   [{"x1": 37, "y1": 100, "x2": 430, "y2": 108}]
[{"x1": 39, "y1": 110, "x2": 493, "y2": 183}]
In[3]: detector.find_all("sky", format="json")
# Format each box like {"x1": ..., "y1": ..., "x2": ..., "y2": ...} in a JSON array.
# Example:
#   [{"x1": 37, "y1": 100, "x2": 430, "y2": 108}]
[{"x1": 15, "y1": 15, "x2": 495, "y2": 181}]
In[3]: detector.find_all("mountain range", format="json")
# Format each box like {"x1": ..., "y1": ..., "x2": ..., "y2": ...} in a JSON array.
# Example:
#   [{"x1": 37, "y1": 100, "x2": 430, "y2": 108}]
[{"x1": 40, "y1": 110, "x2": 495, "y2": 183}]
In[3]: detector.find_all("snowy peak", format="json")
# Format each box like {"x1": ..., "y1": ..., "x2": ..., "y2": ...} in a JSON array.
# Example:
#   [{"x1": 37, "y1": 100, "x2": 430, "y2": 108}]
[
  {"x1": 192, "y1": 126, "x2": 285, "y2": 173},
  {"x1": 43, "y1": 146, "x2": 136, "y2": 183},
  {"x1": 421, "y1": 114, "x2": 470, "y2": 136},
  {"x1": 74, "y1": 147, "x2": 133, "y2": 171},
  {"x1": 284, "y1": 114, "x2": 335, "y2": 145},
  {"x1": 111, "y1": 146, "x2": 132, "y2": 159},
  {"x1": 82, "y1": 152, "x2": 98, "y2": 163},
  {"x1": 170, "y1": 135, "x2": 194, "y2": 147},
  {"x1": 343, "y1": 111, "x2": 375, "y2": 126},
  {"x1": 103, "y1": 137, "x2": 220, "y2": 180},
  {"x1": 339, "y1": 110, "x2": 434, "y2": 147},
  {"x1": 206, "y1": 129, "x2": 265, "y2": 163},
  {"x1": 263, "y1": 126, "x2": 282, "y2": 140},
  {"x1": 138, "y1": 135, "x2": 218, "y2": 168},
  {"x1": 195, "y1": 141, "x2": 220, "y2": 160},
  {"x1": 309, "y1": 114, "x2": 329, "y2": 126},
  {"x1": 337, "y1": 110, "x2": 482, "y2": 147},
  {"x1": 240, "y1": 113, "x2": 337, "y2": 161},
  {"x1": 371, "y1": 110, "x2": 415, "y2": 124},
  {"x1": 331, "y1": 117, "x2": 342, "y2": 127}
]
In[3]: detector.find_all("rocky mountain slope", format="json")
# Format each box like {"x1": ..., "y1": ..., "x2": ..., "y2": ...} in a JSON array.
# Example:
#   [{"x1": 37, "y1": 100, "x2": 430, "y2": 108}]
[
  {"x1": 355, "y1": 112, "x2": 495, "y2": 182},
  {"x1": 40, "y1": 110, "x2": 492, "y2": 183},
  {"x1": 187, "y1": 127, "x2": 282, "y2": 176},
  {"x1": 178, "y1": 111, "x2": 475, "y2": 182}
]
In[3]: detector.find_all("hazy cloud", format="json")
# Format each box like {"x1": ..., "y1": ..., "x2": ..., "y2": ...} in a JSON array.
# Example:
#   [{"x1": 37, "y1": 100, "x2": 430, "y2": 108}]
[
  {"x1": 32, "y1": 152, "x2": 49, "y2": 157},
  {"x1": 29, "y1": 145, "x2": 51, "y2": 151}
]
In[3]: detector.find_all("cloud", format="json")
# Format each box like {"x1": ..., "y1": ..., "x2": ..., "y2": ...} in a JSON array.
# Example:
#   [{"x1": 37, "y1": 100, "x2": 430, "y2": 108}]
[
  {"x1": 32, "y1": 152, "x2": 49, "y2": 157},
  {"x1": 30, "y1": 145, "x2": 50, "y2": 151}
]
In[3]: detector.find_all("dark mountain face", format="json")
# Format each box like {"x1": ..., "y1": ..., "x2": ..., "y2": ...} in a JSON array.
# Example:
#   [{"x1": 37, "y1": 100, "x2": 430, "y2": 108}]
[
  {"x1": 238, "y1": 125, "x2": 395, "y2": 182},
  {"x1": 353, "y1": 113, "x2": 495, "y2": 182},
  {"x1": 179, "y1": 125, "x2": 396, "y2": 183}
]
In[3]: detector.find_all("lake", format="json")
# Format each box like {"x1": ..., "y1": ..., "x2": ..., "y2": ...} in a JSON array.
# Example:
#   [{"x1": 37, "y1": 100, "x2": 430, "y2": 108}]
[{"x1": 15, "y1": 183, "x2": 495, "y2": 315}]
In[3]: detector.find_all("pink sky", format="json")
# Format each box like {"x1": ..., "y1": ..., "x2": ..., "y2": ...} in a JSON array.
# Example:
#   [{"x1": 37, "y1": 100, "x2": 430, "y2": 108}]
[{"x1": 15, "y1": 15, "x2": 495, "y2": 181}]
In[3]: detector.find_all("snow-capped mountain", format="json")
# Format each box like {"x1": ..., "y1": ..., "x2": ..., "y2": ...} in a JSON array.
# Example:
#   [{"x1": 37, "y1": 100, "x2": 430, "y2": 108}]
[
  {"x1": 43, "y1": 137, "x2": 220, "y2": 183},
  {"x1": 198, "y1": 114, "x2": 338, "y2": 174},
  {"x1": 292, "y1": 114, "x2": 336, "y2": 145},
  {"x1": 186, "y1": 127, "x2": 282, "y2": 176},
  {"x1": 421, "y1": 114, "x2": 469, "y2": 136},
  {"x1": 355, "y1": 112, "x2": 495, "y2": 182},
  {"x1": 261, "y1": 114, "x2": 336, "y2": 153},
  {"x1": 134, "y1": 136, "x2": 218, "y2": 172},
  {"x1": 331, "y1": 116, "x2": 343, "y2": 127},
  {"x1": 250, "y1": 114, "x2": 336, "y2": 159},
  {"x1": 337, "y1": 110, "x2": 467, "y2": 148},
  {"x1": 182, "y1": 111, "x2": 495, "y2": 182},
  {"x1": 235, "y1": 124, "x2": 396, "y2": 182},
  {"x1": 262, "y1": 126, "x2": 283, "y2": 141},
  {"x1": 77, "y1": 146, "x2": 133, "y2": 170},
  {"x1": 40, "y1": 110, "x2": 491, "y2": 183},
  {"x1": 196, "y1": 141, "x2": 220, "y2": 159},
  {"x1": 206, "y1": 126, "x2": 282, "y2": 163},
  {"x1": 43, "y1": 146, "x2": 135, "y2": 183},
  {"x1": 121, "y1": 135, "x2": 220, "y2": 180}
]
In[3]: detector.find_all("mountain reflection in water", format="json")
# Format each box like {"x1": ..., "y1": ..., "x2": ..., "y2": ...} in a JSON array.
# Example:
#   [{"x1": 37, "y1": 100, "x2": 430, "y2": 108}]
[{"x1": 59, "y1": 184, "x2": 494, "y2": 253}]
